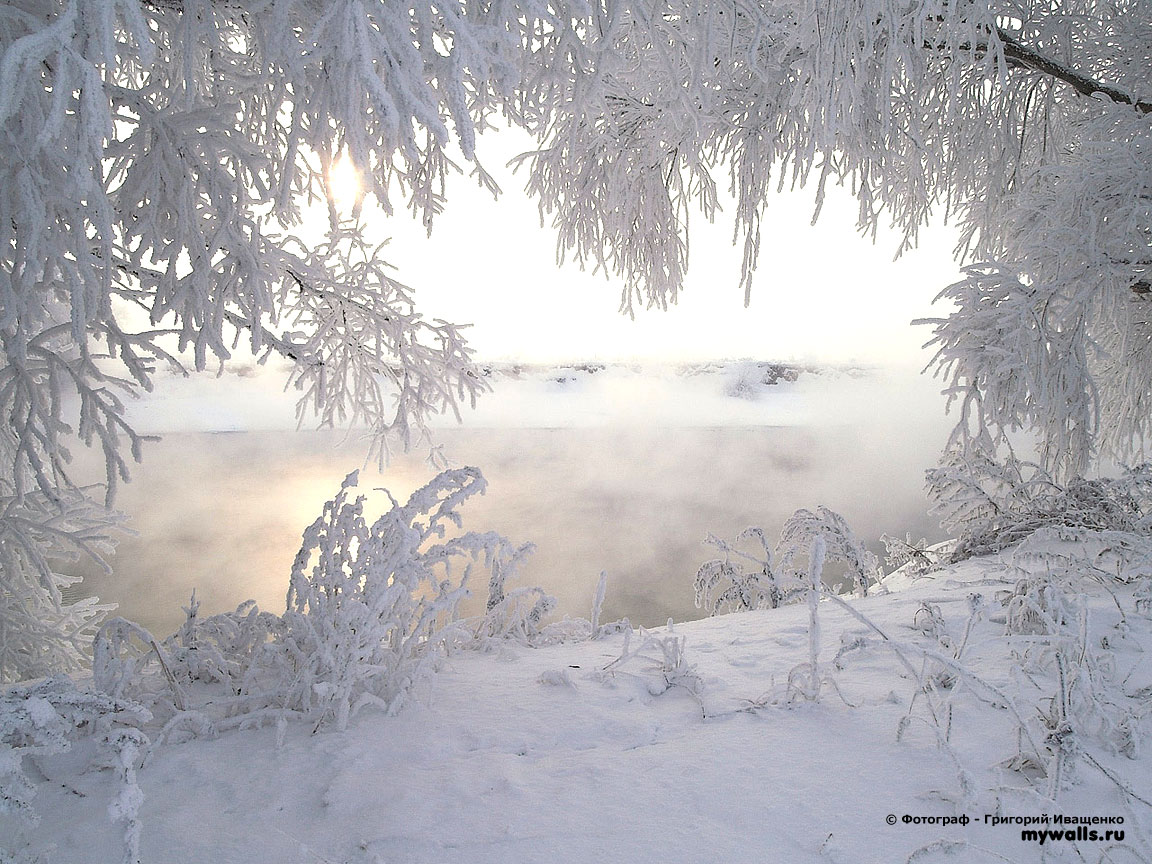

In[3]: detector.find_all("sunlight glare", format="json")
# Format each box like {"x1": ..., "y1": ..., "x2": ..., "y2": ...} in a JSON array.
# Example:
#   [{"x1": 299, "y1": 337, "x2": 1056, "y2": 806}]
[{"x1": 328, "y1": 155, "x2": 363, "y2": 213}]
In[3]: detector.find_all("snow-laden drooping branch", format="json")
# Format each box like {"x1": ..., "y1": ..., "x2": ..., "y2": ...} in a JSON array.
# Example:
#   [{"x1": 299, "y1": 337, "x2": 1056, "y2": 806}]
[
  {"x1": 517, "y1": 1, "x2": 1149, "y2": 473},
  {"x1": 0, "y1": 0, "x2": 581, "y2": 681}
]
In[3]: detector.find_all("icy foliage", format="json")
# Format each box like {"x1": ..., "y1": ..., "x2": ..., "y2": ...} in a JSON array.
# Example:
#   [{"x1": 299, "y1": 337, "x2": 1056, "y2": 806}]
[
  {"x1": 928, "y1": 452, "x2": 1152, "y2": 561},
  {"x1": 692, "y1": 503, "x2": 1152, "y2": 806},
  {"x1": 472, "y1": 567, "x2": 632, "y2": 647},
  {"x1": 10, "y1": 531, "x2": 1152, "y2": 860},
  {"x1": 1, "y1": 677, "x2": 149, "y2": 864},
  {"x1": 163, "y1": 595, "x2": 285, "y2": 697},
  {"x1": 777, "y1": 506, "x2": 881, "y2": 597},
  {"x1": 520, "y1": 2, "x2": 1149, "y2": 303},
  {"x1": 795, "y1": 536, "x2": 826, "y2": 703},
  {"x1": 696, "y1": 506, "x2": 878, "y2": 615},
  {"x1": 89, "y1": 468, "x2": 540, "y2": 734},
  {"x1": 994, "y1": 534, "x2": 1152, "y2": 796},
  {"x1": 263, "y1": 469, "x2": 533, "y2": 729},
  {"x1": 517, "y1": 0, "x2": 1150, "y2": 472},
  {"x1": 278, "y1": 468, "x2": 486, "y2": 728},
  {"x1": 1, "y1": 0, "x2": 544, "y2": 679},
  {"x1": 0, "y1": 489, "x2": 120, "y2": 682},
  {"x1": 818, "y1": 536, "x2": 1152, "y2": 814},
  {"x1": 597, "y1": 623, "x2": 704, "y2": 702},
  {"x1": 921, "y1": 112, "x2": 1152, "y2": 475},
  {"x1": 474, "y1": 585, "x2": 557, "y2": 645},
  {"x1": 694, "y1": 527, "x2": 791, "y2": 614},
  {"x1": 880, "y1": 534, "x2": 946, "y2": 579}
]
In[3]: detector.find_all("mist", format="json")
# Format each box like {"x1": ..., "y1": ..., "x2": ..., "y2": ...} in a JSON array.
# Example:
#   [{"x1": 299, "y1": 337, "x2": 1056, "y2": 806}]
[{"x1": 68, "y1": 365, "x2": 955, "y2": 637}]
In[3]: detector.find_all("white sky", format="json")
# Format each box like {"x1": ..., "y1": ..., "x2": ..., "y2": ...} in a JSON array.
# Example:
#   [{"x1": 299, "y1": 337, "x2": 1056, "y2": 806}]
[{"x1": 325, "y1": 129, "x2": 963, "y2": 369}]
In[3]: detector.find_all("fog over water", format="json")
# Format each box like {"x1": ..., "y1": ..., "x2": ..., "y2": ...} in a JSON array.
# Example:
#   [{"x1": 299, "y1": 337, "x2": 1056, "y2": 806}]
[{"x1": 69, "y1": 366, "x2": 954, "y2": 637}]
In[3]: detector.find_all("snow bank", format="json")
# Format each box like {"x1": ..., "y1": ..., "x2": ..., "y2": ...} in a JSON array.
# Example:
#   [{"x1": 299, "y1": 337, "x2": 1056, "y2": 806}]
[{"x1": 11, "y1": 543, "x2": 1152, "y2": 864}]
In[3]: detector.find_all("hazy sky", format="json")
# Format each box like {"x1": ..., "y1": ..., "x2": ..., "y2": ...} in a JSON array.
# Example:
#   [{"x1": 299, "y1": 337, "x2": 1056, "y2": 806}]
[{"x1": 324, "y1": 130, "x2": 963, "y2": 369}]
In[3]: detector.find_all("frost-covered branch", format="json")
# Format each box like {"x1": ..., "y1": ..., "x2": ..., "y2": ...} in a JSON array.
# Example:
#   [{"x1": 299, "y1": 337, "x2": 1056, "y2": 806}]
[{"x1": 996, "y1": 28, "x2": 1152, "y2": 116}]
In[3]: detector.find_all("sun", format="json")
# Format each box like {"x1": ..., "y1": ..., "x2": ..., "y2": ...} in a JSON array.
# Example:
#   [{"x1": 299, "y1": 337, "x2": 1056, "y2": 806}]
[{"x1": 328, "y1": 155, "x2": 363, "y2": 213}]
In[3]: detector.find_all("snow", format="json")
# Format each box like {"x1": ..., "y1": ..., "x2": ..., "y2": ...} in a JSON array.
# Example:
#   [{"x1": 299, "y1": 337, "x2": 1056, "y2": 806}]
[
  {"x1": 120, "y1": 360, "x2": 823, "y2": 433},
  {"x1": 16, "y1": 548, "x2": 1152, "y2": 864}
]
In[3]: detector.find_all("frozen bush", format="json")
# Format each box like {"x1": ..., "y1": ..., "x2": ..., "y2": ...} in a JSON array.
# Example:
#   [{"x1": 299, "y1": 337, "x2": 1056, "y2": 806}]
[
  {"x1": 0, "y1": 488, "x2": 121, "y2": 683},
  {"x1": 880, "y1": 534, "x2": 945, "y2": 578},
  {"x1": 94, "y1": 618, "x2": 188, "y2": 713},
  {"x1": 928, "y1": 452, "x2": 1152, "y2": 562},
  {"x1": 777, "y1": 507, "x2": 880, "y2": 597},
  {"x1": 697, "y1": 507, "x2": 878, "y2": 615},
  {"x1": 73, "y1": 468, "x2": 542, "y2": 736},
  {"x1": 489, "y1": 570, "x2": 632, "y2": 647},
  {"x1": 480, "y1": 539, "x2": 539, "y2": 615},
  {"x1": 162, "y1": 595, "x2": 287, "y2": 693},
  {"x1": 474, "y1": 586, "x2": 556, "y2": 645},
  {"x1": 274, "y1": 467, "x2": 528, "y2": 729},
  {"x1": 1, "y1": 678, "x2": 149, "y2": 863},
  {"x1": 694, "y1": 528, "x2": 792, "y2": 614},
  {"x1": 988, "y1": 534, "x2": 1152, "y2": 794}
]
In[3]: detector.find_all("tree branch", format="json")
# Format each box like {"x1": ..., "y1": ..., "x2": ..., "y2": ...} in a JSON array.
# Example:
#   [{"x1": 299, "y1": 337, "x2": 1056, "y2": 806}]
[{"x1": 996, "y1": 28, "x2": 1152, "y2": 115}]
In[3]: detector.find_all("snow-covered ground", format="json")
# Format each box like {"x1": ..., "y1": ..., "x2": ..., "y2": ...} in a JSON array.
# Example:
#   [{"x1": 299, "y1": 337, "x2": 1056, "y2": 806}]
[{"x1": 12, "y1": 539, "x2": 1152, "y2": 864}]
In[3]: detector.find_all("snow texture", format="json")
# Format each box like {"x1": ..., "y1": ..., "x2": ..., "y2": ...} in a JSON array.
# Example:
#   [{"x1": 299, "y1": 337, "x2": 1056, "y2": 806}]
[{"x1": 6, "y1": 537, "x2": 1152, "y2": 864}]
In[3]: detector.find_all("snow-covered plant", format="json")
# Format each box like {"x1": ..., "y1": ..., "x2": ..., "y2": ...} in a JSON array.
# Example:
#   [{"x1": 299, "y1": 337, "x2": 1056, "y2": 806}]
[
  {"x1": 94, "y1": 618, "x2": 188, "y2": 715},
  {"x1": 913, "y1": 594, "x2": 986, "y2": 710},
  {"x1": 698, "y1": 508, "x2": 878, "y2": 616},
  {"x1": 274, "y1": 467, "x2": 523, "y2": 730},
  {"x1": 520, "y1": 1, "x2": 1152, "y2": 481},
  {"x1": 881, "y1": 534, "x2": 945, "y2": 579},
  {"x1": 1136, "y1": 578, "x2": 1152, "y2": 617},
  {"x1": 481, "y1": 539, "x2": 538, "y2": 614},
  {"x1": 776, "y1": 507, "x2": 880, "y2": 597},
  {"x1": 80, "y1": 469, "x2": 539, "y2": 735},
  {"x1": 1002, "y1": 574, "x2": 1077, "y2": 638},
  {"x1": 476, "y1": 570, "x2": 630, "y2": 648},
  {"x1": 590, "y1": 570, "x2": 608, "y2": 636},
  {"x1": 598, "y1": 624, "x2": 703, "y2": 703},
  {"x1": 474, "y1": 586, "x2": 556, "y2": 645},
  {"x1": 1, "y1": 677, "x2": 150, "y2": 863},
  {"x1": 105, "y1": 726, "x2": 146, "y2": 864},
  {"x1": 929, "y1": 452, "x2": 1152, "y2": 561},
  {"x1": 162, "y1": 596, "x2": 287, "y2": 693},
  {"x1": 582, "y1": 570, "x2": 632, "y2": 640},
  {"x1": 788, "y1": 537, "x2": 827, "y2": 703},
  {"x1": 694, "y1": 527, "x2": 792, "y2": 615},
  {"x1": 920, "y1": 114, "x2": 1152, "y2": 477},
  {"x1": 640, "y1": 631, "x2": 703, "y2": 700},
  {"x1": 1, "y1": 0, "x2": 542, "y2": 680},
  {"x1": 995, "y1": 534, "x2": 1151, "y2": 795},
  {"x1": 0, "y1": 488, "x2": 120, "y2": 683}
]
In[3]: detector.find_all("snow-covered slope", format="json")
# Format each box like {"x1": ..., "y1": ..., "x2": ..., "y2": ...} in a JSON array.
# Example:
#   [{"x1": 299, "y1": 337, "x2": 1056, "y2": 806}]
[{"x1": 13, "y1": 544, "x2": 1152, "y2": 864}]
